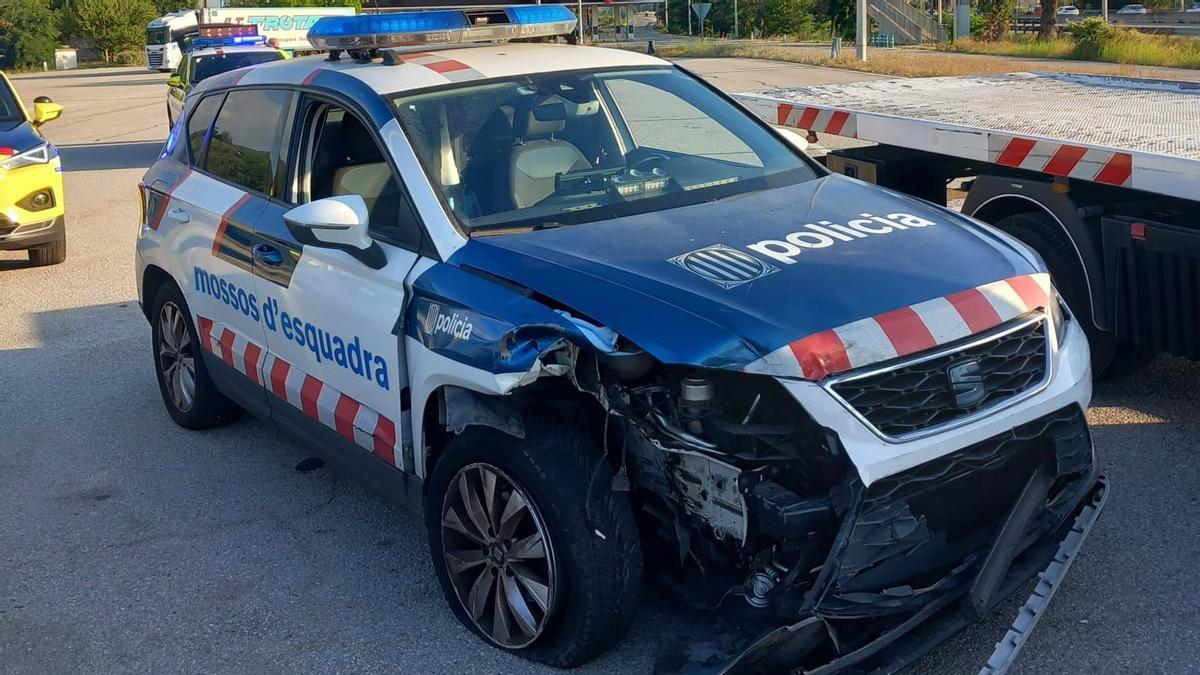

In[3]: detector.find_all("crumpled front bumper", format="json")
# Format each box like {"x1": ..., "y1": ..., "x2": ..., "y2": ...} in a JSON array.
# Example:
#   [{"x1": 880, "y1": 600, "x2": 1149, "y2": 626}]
[
  {"x1": 660, "y1": 404, "x2": 1108, "y2": 675},
  {"x1": 716, "y1": 472, "x2": 1108, "y2": 675}
]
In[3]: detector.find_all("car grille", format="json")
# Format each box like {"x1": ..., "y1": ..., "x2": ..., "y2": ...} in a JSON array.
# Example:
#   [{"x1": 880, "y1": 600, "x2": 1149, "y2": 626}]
[
  {"x1": 815, "y1": 405, "x2": 1093, "y2": 617},
  {"x1": 148, "y1": 52, "x2": 163, "y2": 68},
  {"x1": 829, "y1": 316, "x2": 1048, "y2": 438}
]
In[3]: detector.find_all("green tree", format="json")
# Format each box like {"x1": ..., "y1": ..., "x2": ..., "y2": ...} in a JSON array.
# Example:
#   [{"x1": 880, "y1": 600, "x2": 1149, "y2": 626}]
[
  {"x1": 153, "y1": 0, "x2": 194, "y2": 13},
  {"x1": 0, "y1": 0, "x2": 60, "y2": 69},
  {"x1": 71, "y1": 0, "x2": 157, "y2": 62}
]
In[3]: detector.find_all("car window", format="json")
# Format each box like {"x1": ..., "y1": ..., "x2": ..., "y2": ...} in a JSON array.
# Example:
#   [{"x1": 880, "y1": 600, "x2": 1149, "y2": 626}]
[
  {"x1": 0, "y1": 78, "x2": 21, "y2": 122},
  {"x1": 203, "y1": 89, "x2": 291, "y2": 196},
  {"x1": 191, "y1": 52, "x2": 283, "y2": 85},
  {"x1": 186, "y1": 94, "x2": 222, "y2": 164},
  {"x1": 391, "y1": 66, "x2": 815, "y2": 233},
  {"x1": 300, "y1": 101, "x2": 423, "y2": 248}
]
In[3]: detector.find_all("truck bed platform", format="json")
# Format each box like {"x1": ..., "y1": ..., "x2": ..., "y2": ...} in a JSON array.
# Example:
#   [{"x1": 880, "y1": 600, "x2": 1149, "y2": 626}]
[{"x1": 734, "y1": 72, "x2": 1200, "y2": 202}]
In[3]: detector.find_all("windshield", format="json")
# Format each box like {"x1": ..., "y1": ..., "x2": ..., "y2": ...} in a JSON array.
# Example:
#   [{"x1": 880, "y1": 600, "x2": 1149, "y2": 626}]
[
  {"x1": 391, "y1": 66, "x2": 817, "y2": 233},
  {"x1": 147, "y1": 27, "x2": 170, "y2": 45},
  {"x1": 190, "y1": 52, "x2": 282, "y2": 85},
  {"x1": 0, "y1": 79, "x2": 21, "y2": 122}
]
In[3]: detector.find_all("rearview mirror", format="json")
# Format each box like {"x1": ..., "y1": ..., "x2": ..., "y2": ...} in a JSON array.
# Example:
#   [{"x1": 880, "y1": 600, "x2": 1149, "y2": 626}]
[
  {"x1": 167, "y1": 75, "x2": 182, "y2": 88},
  {"x1": 32, "y1": 98, "x2": 63, "y2": 127},
  {"x1": 283, "y1": 195, "x2": 386, "y2": 269}
]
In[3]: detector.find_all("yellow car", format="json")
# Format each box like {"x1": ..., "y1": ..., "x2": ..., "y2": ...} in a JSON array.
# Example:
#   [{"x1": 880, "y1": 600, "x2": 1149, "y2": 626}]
[{"x1": 0, "y1": 71, "x2": 65, "y2": 265}]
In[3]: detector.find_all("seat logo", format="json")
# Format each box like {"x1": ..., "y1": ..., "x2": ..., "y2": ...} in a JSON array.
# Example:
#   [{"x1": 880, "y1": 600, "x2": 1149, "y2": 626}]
[
  {"x1": 947, "y1": 360, "x2": 986, "y2": 409},
  {"x1": 669, "y1": 244, "x2": 778, "y2": 289}
]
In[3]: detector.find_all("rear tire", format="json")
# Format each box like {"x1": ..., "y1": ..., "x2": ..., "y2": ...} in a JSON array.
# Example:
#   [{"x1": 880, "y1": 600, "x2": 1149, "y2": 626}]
[
  {"x1": 27, "y1": 233, "x2": 66, "y2": 266},
  {"x1": 992, "y1": 211, "x2": 1155, "y2": 379},
  {"x1": 426, "y1": 418, "x2": 642, "y2": 668},
  {"x1": 151, "y1": 282, "x2": 243, "y2": 429}
]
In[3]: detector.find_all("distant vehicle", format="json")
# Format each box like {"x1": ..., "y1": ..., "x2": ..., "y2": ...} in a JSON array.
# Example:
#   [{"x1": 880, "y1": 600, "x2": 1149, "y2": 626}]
[
  {"x1": 145, "y1": 10, "x2": 198, "y2": 73},
  {"x1": 1057, "y1": 5, "x2": 1081, "y2": 15},
  {"x1": 145, "y1": 6, "x2": 354, "y2": 73},
  {"x1": 1185, "y1": 1, "x2": 1199, "y2": 10},
  {"x1": 1117, "y1": 3, "x2": 1148, "y2": 12},
  {"x1": 166, "y1": 27, "x2": 286, "y2": 128},
  {"x1": 1025, "y1": 4, "x2": 1043, "y2": 15},
  {"x1": 0, "y1": 72, "x2": 65, "y2": 265}
]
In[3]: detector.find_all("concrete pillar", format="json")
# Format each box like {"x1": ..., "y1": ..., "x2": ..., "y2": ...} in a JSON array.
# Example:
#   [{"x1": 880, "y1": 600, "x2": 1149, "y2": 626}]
[
  {"x1": 856, "y1": 0, "x2": 868, "y2": 61},
  {"x1": 955, "y1": 0, "x2": 970, "y2": 39}
]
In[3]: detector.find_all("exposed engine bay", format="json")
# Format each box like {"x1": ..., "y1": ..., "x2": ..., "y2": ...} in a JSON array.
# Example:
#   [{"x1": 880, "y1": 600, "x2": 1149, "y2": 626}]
[{"x1": 499, "y1": 334, "x2": 1106, "y2": 673}]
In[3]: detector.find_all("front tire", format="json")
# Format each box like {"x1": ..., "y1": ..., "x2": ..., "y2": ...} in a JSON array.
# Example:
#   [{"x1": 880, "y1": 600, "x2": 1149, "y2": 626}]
[
  {"x1": 151, "y1": 282, "x2": 243, "y2": 429},
  {"x1": 427, "y1": 419, "x2": 642, "y2": 668},
  {"x1": 27, "y1": 233, "x2": 66, "y2": 266}
]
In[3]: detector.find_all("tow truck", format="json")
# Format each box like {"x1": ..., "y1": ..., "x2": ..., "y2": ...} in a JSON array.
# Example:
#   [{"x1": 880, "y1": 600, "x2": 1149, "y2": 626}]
[
  {"x1": 736, "y1": 72, "x2": 1200, "y2": 378},
  {"x1": 137, "y1": 7, "x2": 1109, "y2": 673}
]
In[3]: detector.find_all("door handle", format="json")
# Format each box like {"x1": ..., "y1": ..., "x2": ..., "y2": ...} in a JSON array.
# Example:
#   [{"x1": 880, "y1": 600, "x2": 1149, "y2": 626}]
[
  {"x1": 252, "y1": 243, "x2": 283, "y2": 267},
  {"x1": 167, "y1": 207, "x2": 190, "y2": 223}
]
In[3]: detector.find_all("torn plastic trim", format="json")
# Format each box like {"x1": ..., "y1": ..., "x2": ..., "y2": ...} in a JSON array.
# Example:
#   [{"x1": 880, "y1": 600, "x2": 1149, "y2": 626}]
[{"x1": 442, "y1": 385, "x2": 526, "y2": 439}]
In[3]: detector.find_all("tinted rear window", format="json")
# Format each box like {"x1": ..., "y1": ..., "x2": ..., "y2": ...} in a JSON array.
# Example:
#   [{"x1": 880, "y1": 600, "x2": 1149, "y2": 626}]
[
  {"x1": 191, "y1": 52, "x2": 282, "y2": 85},
  {"x1": 186, "y1": 94, "x2": 222, "y2": 164},
  {"x1": 203, "y1": 89, "x2": 291, "y2": 196}
]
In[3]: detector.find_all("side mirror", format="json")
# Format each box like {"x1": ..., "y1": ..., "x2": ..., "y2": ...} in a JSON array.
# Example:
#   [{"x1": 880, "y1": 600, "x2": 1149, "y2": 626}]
[
  {"x1": 167, "y1": 75, "x2": 182, "y2": 88},
  {"x1": 32, "y1": 99, "x2": 63, "y2": 127},
  {"x1": 775, "y1": 127, "x2": 810, "y2": 153},
  {"x1": 283, "y1": 195, "x2": 386, "y2": 269}
]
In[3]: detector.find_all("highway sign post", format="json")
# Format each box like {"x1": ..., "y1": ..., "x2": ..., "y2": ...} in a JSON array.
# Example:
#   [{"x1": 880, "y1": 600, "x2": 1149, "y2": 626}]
[{"x1": 693, "y1": 1, "x2": 711, "y2": 36}]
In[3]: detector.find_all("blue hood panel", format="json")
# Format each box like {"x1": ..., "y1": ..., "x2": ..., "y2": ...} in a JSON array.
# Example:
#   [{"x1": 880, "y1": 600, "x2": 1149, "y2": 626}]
[
  {"x1": 452, "y1": 175, "x2": 1039, "y2": 369},
  {"x1": 0, "y1": 121, "x2": 44, "y2": 155}
]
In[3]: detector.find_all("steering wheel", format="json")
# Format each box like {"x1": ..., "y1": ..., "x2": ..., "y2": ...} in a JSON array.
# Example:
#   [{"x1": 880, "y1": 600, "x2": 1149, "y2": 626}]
[{"x1": 629, "y1": 152, "x2": 671, "y2": 170}]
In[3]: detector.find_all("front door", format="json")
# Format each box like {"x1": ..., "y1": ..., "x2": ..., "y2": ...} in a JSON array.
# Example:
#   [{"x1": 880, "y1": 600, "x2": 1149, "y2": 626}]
[{"x1": 250, "y1": 96, "x2": 424, "y2": 472}]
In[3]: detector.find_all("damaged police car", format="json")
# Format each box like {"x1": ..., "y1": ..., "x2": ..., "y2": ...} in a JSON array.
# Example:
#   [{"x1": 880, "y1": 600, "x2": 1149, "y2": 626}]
[{"x1": 135, "y1": 7, "x2": 1108, "y2": 673}]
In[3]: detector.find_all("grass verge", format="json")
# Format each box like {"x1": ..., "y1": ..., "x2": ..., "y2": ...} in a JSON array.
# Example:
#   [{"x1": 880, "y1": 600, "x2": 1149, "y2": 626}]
[
  {"x1": 941, "y1": 32, "x2": 1200, "y2": 69},
  {"x1": 641, "y1": 39, "x2": 1200, "y2": 78}
]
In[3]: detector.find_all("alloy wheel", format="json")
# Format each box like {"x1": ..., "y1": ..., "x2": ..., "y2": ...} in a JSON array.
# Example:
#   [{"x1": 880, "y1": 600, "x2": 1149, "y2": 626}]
[
  {"x1": 157, "y1": 301, "x2": 196, "y2": 413},
  {"x1": 441, "y1": 462, "x2": 556, "y2": 649}
]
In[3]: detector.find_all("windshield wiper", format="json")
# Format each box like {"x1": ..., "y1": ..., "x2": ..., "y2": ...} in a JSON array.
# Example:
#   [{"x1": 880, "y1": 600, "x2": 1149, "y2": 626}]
[{"x1": 531, "y1": 221, "x2": 566, "y2": 231}]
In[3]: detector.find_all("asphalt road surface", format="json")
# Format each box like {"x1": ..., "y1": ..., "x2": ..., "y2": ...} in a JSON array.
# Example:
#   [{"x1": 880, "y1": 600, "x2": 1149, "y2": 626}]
[{"x1": 2, "y1": 62, "x2": 1198, "y2": 674}]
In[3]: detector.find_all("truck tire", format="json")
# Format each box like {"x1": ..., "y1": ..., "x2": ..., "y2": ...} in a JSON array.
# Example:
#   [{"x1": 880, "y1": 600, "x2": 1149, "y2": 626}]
[
  {"x1": 426, "y1": 418, "x2": 642, "y2": 668},
  {"x1": 151, "y1": 282, "x2": 243, "y2": 429},
  {"x1": 27, "y1": 233, "x2": 66, "y2": 266},
  {"x1": 993, "y1": 211, "x2": 1154, "y2": 379}
]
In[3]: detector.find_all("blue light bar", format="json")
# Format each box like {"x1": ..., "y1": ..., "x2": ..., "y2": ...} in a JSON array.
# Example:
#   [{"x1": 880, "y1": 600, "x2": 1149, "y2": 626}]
[
  {"x1": 191, "y1": 35, "x2": 269, "y2": 51},
  {"x1": 505, "y1": 5, "x2": 576, "y2": 24},
  {"x1": 306, "y1": 5, "x2": 577, "y2": 51}
]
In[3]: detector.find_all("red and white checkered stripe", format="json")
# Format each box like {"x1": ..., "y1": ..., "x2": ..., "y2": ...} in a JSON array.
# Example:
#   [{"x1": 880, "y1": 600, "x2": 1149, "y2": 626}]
[
  {"x1": 746, "y1": 273, "x2": 1051, "y2": 381},
  {"x1": 988, "y1": 134, "x2": 1133, "y2": 187},
  {"x1": 385, "y1": 52, "x2": 484, "y2": 82},
  {"x1": 196, "y1": 317, "x2": 402, "y2": 467},
  {"x1": 775, "y1": 103, "x2": 857, "y2": 138}
]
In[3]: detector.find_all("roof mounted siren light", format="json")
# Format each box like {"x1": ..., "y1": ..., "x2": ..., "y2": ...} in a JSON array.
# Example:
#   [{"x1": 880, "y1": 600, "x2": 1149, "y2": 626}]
[
  {"x1": 190, "y1": 24, "x2": 267, "y2": 51},
  {"x1": 306, "y1": 5, "x2": 577, "y2": 59}
]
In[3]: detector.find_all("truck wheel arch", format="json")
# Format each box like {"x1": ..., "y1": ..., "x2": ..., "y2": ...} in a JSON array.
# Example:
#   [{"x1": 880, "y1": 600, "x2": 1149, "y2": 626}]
[{"x1": 965, "y1": 179, "x2": 1108, "y2": 331}]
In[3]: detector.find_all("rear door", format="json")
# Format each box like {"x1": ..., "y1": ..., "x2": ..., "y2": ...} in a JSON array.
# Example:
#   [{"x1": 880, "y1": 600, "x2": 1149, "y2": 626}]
[
  {"x1": 170, "y1": 87, "x2": 294, "y2": 415},
  {"x1": 248, "y1": 94, "x2": 425, "y2": 473}
]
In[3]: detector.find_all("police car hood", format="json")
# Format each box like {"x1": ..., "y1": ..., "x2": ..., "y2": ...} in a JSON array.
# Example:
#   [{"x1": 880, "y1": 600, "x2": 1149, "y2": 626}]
[{"x1": 455, "y1": 175, "x2": 1041, "y2": 371}]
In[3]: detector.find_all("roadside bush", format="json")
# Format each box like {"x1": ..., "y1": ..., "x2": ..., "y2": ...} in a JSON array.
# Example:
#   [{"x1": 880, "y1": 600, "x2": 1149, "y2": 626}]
[
  {"x1": 941, "y1": 11, "x2": 986, "y2": 37},
  {"x1": 1064, "y1": 17, "x2": 1115, "y2": 59},
  {"x1": 113, "y1": 49, "x2": 145, "y2": 66}
]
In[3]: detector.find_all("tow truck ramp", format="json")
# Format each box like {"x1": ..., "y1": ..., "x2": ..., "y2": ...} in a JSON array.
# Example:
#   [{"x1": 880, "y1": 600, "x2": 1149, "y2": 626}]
[{"x1": 734, "y1": 72, "x2": 1200, "y2": 202}]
